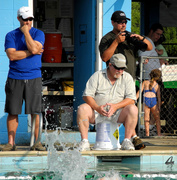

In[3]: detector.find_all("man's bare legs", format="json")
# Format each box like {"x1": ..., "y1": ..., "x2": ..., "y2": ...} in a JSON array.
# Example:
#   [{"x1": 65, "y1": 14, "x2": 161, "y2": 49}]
[
  {"x1": 7, "y1": 114, "x2": 18, "y2": 146},
  {"x1": 77, "y1": 103, "x2": 95, "y2": 140},
  {"x1": 7, "y1": 114, "x2": 42, "y2": 146},
  {"x1": 77, "y1": 103, "x2": 146, "y2": 150},
  {"x1": 77, "y1": 103, "x2": 138, "y2": 141},
  {"x1": 118, "y1": 104, "x2": 138, "y2": 139}
]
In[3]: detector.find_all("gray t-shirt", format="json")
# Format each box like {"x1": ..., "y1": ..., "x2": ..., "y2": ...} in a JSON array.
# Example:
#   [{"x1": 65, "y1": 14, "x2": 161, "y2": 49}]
[
  {"x1": 138, "y1": 37, "x2": 161, "y2": 79},
  {"x1": 83, "y1": 68, "x2": 136, "y2": 106}
]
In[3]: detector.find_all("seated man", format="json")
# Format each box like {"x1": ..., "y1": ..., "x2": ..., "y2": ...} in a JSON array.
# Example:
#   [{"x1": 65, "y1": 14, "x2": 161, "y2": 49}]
[{"x1": 77, "y1": 53, "x2": 145, "y2": 151}]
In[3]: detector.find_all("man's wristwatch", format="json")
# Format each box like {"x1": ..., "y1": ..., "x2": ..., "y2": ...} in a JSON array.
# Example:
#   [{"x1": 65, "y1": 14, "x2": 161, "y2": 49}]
[{"x1": 141, "y1": 36, "x2": 146, "y2": 41}]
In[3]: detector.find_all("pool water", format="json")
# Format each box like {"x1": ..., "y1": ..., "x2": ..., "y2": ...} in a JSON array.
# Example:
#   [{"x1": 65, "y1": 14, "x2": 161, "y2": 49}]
[
  {"x1": 1, "y1": 161, "x2": 177, "y2": 180},
  {"x1": 87, "y1": 161, "x2": 177, "y2": 179}
]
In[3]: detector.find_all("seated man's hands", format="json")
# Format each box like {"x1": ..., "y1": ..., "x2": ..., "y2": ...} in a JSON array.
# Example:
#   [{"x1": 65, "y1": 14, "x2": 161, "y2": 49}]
[
  {"x1": 96, "y1": 104, "x2": 108, "y2": 117},
  {"x1": 106, "y1": 103, "x2": 117, "y2": 117},
  {"x1": 97, "y1": 103, "x2": 117, "y2": 117}
]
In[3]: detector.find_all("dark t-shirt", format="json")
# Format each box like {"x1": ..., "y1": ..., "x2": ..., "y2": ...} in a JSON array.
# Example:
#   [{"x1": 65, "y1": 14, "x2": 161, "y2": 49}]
[{"x1": 99, "y1": 31, "x2": 138, "y2": 79}]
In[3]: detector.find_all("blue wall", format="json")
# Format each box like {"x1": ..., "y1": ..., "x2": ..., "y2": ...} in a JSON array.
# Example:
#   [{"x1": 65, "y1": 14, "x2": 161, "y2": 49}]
[{"x1": 0, "y1": 0, "x2": 30, "y2": 144}]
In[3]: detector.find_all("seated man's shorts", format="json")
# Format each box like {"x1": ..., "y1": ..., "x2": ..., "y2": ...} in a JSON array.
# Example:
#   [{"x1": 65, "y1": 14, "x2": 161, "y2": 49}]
[
  {"x1": 95, "y1": 108, "x2": 122, "y2": 124},
  {"x1": 5, "y1": 78, "x2": 42, "y2": 115}
]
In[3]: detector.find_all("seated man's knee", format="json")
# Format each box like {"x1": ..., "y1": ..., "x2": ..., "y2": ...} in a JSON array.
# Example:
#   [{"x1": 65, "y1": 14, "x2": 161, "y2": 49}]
[
  {"x1": 78, "y1": 103, "x2": 89, "y2": 112},
  {"x1": 127, "y1": 104, "x2": 138, "y2": 116},
  {"x1": 77, "y1": 103, "x2": 93, "y2": 117}
]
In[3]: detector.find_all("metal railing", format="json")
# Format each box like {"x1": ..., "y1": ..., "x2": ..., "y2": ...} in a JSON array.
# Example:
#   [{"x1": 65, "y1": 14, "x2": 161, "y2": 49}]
[{"x1": 30, "y1": 113, "x2": 43, "y2": 147}]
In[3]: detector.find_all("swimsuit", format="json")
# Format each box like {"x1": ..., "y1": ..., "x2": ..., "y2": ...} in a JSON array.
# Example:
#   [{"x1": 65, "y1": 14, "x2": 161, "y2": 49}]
[
  {"x1": 144, "y1": 83, "x2": 158, "y2": 108},
  {"x1": 144, "y1": 96, "x2": 157, "y2": 108}
]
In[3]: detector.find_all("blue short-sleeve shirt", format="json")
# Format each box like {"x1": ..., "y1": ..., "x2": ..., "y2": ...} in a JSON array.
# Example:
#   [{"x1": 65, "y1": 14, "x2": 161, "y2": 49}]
[{"x1": 5, "y1": 27, "x2": 45, "y2": 80}]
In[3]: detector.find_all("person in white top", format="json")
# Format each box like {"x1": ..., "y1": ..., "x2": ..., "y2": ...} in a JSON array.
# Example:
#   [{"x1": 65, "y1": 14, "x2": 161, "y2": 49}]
[
  {"x1": 138, "y1": 23, "x2": 163, "y2": 80},
  {"x1": 77, "y1": 53, "x2": 146, "y2": 151}
]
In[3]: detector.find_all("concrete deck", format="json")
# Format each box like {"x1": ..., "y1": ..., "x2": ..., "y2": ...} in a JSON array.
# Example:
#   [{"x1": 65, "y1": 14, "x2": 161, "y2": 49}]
[{"x1": 0, "y1": 137, "x2": 177, "y2": 157}]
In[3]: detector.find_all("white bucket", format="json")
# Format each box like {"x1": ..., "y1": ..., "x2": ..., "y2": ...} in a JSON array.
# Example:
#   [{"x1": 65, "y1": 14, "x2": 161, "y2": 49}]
[{"x1": 94, "y1": 121, "x2": 121, "y2": 150}]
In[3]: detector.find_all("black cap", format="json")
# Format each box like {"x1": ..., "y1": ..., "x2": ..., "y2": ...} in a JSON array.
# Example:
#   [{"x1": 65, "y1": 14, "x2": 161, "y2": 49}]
[{"x1": 111, "y1": 11, "x2": 130, "y2": 22}]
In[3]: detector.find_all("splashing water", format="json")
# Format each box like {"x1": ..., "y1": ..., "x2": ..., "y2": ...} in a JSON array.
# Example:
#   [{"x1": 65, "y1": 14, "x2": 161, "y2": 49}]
[{"x1": 44, "y1": 130, "x2": 91, "y2": 180}]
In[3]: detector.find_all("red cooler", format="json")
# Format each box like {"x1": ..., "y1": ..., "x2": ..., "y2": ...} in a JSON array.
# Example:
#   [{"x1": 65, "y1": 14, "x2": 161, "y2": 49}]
[{"x1": 43, "y1": 32, "x2": 62, "y2": 63}]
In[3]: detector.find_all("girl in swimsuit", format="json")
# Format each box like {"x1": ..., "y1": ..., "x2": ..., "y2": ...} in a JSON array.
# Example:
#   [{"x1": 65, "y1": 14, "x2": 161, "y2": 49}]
[{"x1": 137, "y1": 69, "x2": 162, "y2": 136}]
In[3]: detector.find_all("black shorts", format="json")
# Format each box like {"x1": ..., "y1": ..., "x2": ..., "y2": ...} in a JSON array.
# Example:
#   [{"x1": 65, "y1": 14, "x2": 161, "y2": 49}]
[{"x1": 5, "y1": 78, "x2": 42, "y2": 115}]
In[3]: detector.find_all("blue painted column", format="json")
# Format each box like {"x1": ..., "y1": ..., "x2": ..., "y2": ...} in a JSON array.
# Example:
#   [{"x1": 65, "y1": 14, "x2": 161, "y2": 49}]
[
  {"x1": 0, "y1": 0, "x2": 30, "y2": 144},
  {"x1": 73, "y1": 0, "x2": 96, "y2": 126}
]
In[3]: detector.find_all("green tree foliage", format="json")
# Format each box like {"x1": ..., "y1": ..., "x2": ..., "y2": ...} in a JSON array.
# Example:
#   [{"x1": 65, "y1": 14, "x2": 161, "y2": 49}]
[
  {"x1": 131, "y1": 2, "x2": 140, "y2": 34},
  {"x1": 163, "y1": 27, "x2": 177, "y2": 59}
]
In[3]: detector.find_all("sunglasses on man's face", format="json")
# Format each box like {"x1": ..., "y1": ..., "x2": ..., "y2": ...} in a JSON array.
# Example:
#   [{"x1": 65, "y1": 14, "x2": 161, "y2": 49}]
[
  {"x1": 21, "y1": 17, "x2": 34, "y2": 22},
  {"x1": 116, "y1": 20, "x2": 127, "y2": 25},
  {"x1": 112, "y1": 64, "x2": 125, "y2": 70}
]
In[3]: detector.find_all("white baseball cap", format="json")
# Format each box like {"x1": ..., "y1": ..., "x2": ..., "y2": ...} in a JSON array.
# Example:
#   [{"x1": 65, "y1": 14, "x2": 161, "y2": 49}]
[
  {"x1": 110, "y1": 53, "x2": 127, "y2": 68},
  {"x1": 17, "y1": 6, "x2": 34, "y2": 19}
]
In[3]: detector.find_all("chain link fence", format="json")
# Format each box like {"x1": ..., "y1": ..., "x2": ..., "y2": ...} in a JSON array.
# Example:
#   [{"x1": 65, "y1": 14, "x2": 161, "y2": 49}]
[{"x1": 137, "y1": 56, "x2": 177, "y2": 137}]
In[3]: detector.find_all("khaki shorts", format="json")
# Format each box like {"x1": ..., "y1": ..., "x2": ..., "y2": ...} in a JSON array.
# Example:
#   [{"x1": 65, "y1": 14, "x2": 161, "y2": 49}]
[{"x1": 95, "y1": 108, "x2": 122, "y2": 124}]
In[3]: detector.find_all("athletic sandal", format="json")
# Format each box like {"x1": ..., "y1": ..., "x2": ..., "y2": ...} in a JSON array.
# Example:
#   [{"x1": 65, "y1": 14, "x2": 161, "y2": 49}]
[
  {"x1": 30, "y1": 142, "x2": 46, "y2": 151},
  {"x1": 1, "y1": 143, "x2": 17, "y2": 151},
  {"x1": 132, "y1": 137, "x2": 146, "y2": 150}
]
